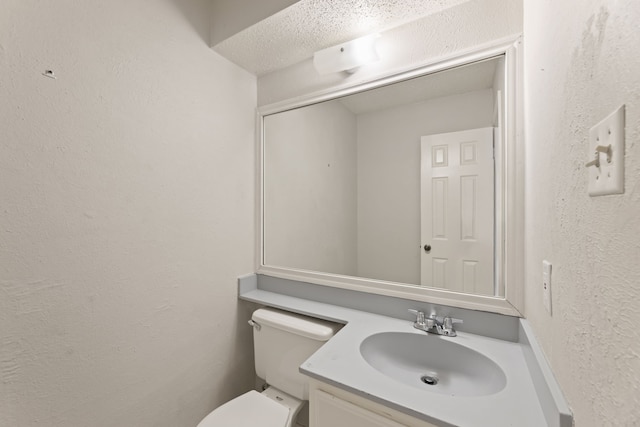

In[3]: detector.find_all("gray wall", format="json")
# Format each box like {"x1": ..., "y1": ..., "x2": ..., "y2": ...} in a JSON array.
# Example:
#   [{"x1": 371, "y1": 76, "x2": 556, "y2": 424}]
[
  {"x1": 264, "y1": 100, "x2": 358, "y2": 276},
  {"x1": 523, "y1": 0, "x2": 640, "y2": 425},
  {"x1": 0, "y1": 1, "x2": 257, "y2": 426}
]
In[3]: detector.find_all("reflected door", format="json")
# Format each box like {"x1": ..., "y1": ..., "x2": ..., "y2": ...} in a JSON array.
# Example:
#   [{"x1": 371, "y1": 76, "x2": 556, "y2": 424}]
[{"x1": 420, "y1": 128, "x2": 494, "y2": 295}]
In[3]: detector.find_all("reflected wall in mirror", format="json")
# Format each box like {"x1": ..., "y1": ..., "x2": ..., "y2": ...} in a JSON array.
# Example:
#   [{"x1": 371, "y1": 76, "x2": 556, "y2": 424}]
[{"x1": 263, "y1": 55, "x2": 507, "y2": 299}]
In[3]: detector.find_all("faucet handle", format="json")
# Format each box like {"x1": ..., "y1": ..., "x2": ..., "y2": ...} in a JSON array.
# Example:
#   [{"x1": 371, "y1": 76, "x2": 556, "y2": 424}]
[
  {"x1": 408, "y1": 309, "x2": 425, "y2": 324},
  {"x1": 409, "y1": 310, "x2": 437, "y2": 329},
  {"x1": 442, "y1": 317, "x2": 463, "y2": 329}
]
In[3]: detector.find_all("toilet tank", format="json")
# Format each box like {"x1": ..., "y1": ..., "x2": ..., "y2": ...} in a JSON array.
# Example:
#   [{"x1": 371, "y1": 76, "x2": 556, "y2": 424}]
[{"x1": 252, "y1": 308, "x2": 340, "y2": 400}]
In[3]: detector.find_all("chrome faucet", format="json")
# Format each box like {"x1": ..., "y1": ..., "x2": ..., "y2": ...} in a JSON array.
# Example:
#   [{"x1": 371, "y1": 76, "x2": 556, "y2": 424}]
[{"x1": 408, "y1": 309, "x2": 463, "y2": 337}]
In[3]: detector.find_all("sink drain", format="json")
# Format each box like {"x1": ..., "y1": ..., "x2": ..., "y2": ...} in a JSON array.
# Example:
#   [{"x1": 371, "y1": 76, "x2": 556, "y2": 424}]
[{"x1": 420, "y1": 375, "x2": 438, "y2": 386}]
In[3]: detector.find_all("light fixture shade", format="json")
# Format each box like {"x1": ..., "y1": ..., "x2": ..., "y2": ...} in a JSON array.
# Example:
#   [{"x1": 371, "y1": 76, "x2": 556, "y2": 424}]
[{"x1": 313, "y1": 34, "x2": 380, "y2": 75}]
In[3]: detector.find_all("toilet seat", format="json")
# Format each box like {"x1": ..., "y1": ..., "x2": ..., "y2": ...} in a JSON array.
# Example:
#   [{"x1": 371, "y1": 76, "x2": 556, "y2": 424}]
[{"x1": 197, "y1": 390, "x2": 290, "y2": 427}]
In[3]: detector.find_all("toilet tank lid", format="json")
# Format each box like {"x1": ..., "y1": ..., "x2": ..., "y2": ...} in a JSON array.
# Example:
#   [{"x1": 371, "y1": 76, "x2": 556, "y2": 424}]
[{"x1": 252, "y1": 308, "x2": 341, "y2": 341}]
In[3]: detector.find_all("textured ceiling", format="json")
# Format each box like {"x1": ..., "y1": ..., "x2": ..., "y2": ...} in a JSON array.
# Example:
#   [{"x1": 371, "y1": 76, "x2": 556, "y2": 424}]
[
  {"x1": 338, "y1": 57, "x2": 499, "y2": 114},
  {"x1": 213, "y1": 0, "x2": 470, "y2": 76}
]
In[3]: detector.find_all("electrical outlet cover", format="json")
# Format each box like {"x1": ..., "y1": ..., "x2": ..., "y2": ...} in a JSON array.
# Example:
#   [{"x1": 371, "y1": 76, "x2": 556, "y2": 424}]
[
  {"x1": 588, "y1": 105, "x2": 625, "y2": 196},
  {"x1": 542, "y1": 260, "x2": 552, "y2": 315}
]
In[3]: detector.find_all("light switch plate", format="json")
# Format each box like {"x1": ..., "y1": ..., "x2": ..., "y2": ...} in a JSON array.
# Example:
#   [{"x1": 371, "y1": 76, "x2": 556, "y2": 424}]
[
  {"x1": 588, "y1": 105, "x2": 625, "y2": 196},
  {"x1": 542, "y1": 260, "x2": 552, "y2": 315}
]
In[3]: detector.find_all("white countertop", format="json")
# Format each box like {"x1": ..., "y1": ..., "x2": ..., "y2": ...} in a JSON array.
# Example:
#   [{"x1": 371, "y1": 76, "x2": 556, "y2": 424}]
[{"x1": 241, "y1": 288, "x2": 549, "y2": 427}]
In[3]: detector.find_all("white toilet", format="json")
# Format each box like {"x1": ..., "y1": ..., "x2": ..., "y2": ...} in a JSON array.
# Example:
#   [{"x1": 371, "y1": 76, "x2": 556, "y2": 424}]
[{"x1": 197, "y1": 308, "x2": 340, "y2": 427}]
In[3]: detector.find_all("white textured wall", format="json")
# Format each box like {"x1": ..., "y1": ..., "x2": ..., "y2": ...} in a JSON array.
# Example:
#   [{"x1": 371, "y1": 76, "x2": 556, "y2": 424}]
[
  {"x1": 356, "y1": 90, "x2": 494, "y2": 284},
  {"x1": 210, "y1": 0, "x2": 300, "y2": 46},
  {"x1": 264, "y1": 101, "x2": 358, "y2": 276},
  {"x1": 0, "y1": 1, "x2": 257, "y2": 426},
  {"x1": 523, "y1": 1, "x2": 640, "y2": 426},
  {"x1": 257, "y1": 0, "x2": 522, "y2": 106}
]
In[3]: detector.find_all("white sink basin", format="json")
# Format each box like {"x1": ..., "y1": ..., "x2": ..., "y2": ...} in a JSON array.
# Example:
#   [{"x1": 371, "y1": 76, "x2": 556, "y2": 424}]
[{"x1": 360, "y1": 332, "x2": 507, "y2": 397}]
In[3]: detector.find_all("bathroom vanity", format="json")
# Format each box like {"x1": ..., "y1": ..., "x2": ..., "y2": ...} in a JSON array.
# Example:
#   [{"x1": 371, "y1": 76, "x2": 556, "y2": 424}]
[
  {"x1": 246, "y1": 38, "x2": 572, "y2": 427},
  {"x1": 218, "y1": 30, "x2": 579, "y2": 426},
  {"x1": 238, "y1": 274, "x2": 572, "y2": 427}
]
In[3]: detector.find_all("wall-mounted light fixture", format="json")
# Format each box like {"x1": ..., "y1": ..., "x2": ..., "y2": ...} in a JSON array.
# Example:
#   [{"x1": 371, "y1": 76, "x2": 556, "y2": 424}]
[{"x1": 313, "y1": 34, "x2": 381, "y2": 75}]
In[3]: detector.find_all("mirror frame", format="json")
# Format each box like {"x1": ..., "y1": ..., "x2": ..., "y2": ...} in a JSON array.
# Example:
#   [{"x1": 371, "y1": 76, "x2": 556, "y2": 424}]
[{"x1": 256, "y1": 36, "x2": 524, "y2": 316}]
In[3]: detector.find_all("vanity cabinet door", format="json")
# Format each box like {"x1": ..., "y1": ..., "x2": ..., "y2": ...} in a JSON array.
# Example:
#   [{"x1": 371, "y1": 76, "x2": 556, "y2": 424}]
[
  {"x1": 312, "y1": 389, "x2": 407, "y2": 427},
  {"x1": 309, "y1": 380, "x2": 440, "y2": 427}
]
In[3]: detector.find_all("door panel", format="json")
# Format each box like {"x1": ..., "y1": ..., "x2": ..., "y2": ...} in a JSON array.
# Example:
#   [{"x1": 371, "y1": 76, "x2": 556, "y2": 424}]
[{"x1": 420, "y1": 128, "x2": 494, "y2": 295}]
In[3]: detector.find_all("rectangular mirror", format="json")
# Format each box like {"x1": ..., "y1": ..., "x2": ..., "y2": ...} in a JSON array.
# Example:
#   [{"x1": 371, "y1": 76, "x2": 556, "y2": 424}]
[{"x1": 258, "y1": 41, "x2": 523, "y2": 316}]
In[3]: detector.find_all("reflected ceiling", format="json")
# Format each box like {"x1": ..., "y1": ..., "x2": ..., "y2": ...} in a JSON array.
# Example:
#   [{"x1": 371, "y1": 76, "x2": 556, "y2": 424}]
[{"x1": 339, "y1": 58, "x2": 498, "y2": 114}]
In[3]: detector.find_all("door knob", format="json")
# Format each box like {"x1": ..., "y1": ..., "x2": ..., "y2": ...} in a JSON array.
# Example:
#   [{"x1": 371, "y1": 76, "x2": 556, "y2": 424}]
[{"x1": 423, "y1": 244, "x2": 431, "y2": 253}]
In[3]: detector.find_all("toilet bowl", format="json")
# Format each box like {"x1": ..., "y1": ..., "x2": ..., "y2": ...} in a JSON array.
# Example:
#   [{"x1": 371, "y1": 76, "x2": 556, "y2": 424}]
[
  {"x1": 197, "y1": 388, "x2": 302, "y2": 427},
  {"x1": 196, "y1": 308, "x2": 340, "y2": 427}
]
